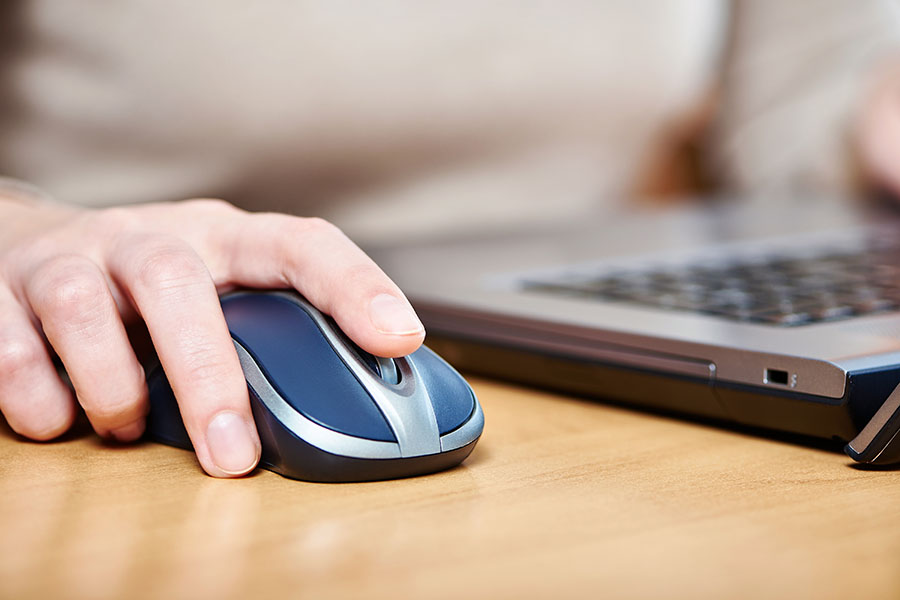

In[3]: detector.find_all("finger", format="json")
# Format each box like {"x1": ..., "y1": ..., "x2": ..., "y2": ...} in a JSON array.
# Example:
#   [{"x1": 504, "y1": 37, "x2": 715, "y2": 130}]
[
  {"x1": 0, "y1": 286, "x2": 76, "y2": 440},
  {"x1": 106, "y1": 234, "x2": 260, "y2": 477},
  {"x1": 216, "y1": 214, "x2": 425, "y2": 358},
  {"x1": 24, "y1": 255, "x2": 148, "y2": 441}
]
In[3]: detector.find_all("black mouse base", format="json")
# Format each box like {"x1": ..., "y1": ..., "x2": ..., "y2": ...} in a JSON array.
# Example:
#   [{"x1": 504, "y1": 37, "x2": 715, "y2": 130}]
[
  {"x1": 253, "y1": 400, "x2": 479, "y2": 483},
  {"x1": 146, "y1": 428, "x2": 479, "y2": 483},
  {"x1": 258, "y1": 441, "x2": 478, "y2": 483},
  {"x1": 146, "y1": 369, "x2": 481, "y2": 483}
]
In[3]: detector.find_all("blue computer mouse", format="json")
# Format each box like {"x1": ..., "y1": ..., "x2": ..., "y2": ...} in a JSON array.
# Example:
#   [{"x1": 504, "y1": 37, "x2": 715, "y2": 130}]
[{"x1": 145, "y1": 290, "x2": 484, "y2": 482}]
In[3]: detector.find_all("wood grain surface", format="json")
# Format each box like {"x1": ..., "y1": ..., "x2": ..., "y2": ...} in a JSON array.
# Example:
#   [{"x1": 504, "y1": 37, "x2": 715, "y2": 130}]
[{"x1": 2, "y1": 377, "x2": 899, "y2": 600}]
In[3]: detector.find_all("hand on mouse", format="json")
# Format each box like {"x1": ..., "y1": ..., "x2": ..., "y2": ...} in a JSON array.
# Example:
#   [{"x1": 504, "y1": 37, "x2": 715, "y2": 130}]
[{"x1": 0, "y1": 187, "x2": 426, "y2": 477}]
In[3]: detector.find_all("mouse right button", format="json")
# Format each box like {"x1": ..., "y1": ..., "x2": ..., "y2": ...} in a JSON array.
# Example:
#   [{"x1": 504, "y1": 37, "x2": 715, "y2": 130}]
[{"x1": 410, "y1": 346, "x2": 476, "y2": 435}]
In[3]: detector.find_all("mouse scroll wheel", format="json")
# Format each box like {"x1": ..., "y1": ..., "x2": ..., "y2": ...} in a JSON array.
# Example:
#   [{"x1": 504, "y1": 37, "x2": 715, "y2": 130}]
[
  {"x1": 374, "y1": 356, "x2": 400, "y2": 385},
  {"x1": 353, "y1": 343, "x2": 400, "y2": 384},
  {"x1": 335, "y1": 321, "x2": 401, "y2": 384}
]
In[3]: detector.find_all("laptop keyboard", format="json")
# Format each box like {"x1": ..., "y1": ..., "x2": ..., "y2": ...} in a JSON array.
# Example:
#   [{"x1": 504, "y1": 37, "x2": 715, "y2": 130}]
[{"x1": 521, "y1": 238, "x2": 900, "y2": 327}]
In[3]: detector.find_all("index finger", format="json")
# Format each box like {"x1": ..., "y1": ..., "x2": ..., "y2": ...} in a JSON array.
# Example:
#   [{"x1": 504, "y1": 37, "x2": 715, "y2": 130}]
[{"x1": 212, "y1": 213, "x2": 425, "y2": 358}]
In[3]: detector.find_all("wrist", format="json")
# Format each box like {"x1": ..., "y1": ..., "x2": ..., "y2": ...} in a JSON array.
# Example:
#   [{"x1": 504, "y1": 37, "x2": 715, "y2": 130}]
[
  {"x1": 0, "y1": 177, "x2": 58, "y2": 205},
  {"x1": 0, "y1": 178, "x2": 83, "y2": 240}
]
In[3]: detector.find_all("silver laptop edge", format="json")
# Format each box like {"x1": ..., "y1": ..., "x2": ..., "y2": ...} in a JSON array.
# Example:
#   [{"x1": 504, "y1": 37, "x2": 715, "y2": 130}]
[{"x1": 371, "y1": 196, "x2": 900, "y2": 446}]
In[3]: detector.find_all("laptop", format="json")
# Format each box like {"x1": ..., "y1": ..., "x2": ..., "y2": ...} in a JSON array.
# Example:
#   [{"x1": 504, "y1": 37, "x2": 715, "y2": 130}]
[{"x1": 370, "y1": 194, "x2": 900, "y2": 463}]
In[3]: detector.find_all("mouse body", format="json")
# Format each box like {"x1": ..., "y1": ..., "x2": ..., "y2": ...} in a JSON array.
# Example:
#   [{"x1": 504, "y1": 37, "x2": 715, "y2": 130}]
[{"x1": 146, "y1": 291, "x2": 484, "y2": 482}]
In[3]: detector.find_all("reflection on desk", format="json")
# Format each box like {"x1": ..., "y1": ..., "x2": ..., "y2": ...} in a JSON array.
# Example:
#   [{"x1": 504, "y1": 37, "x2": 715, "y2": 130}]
[{"x1": 2, "y1": 377, "x2": 900, "y2": 600}]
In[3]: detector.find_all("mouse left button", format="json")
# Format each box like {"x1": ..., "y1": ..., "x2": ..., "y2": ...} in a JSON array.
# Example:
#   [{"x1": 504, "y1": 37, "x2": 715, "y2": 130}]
[{"x1": 146, "y1": 366, "x2": 193, "y2": 450}]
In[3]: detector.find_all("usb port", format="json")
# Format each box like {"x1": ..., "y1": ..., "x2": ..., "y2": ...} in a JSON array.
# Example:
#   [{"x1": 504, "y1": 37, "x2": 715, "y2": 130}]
[{"x1": 765, "y1": 369, "x2": 789, "y2": 385}]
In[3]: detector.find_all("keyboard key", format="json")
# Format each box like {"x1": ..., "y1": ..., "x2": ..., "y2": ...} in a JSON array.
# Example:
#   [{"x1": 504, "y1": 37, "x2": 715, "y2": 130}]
[{"x1": 521, "y1": 240, "x2": 900, "y2": 327}]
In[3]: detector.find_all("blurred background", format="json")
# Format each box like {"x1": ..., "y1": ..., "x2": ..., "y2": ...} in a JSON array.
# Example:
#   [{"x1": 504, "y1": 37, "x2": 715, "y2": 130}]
[{"x1": 1, "y1": 0, "x2": 899, "y2": 245}]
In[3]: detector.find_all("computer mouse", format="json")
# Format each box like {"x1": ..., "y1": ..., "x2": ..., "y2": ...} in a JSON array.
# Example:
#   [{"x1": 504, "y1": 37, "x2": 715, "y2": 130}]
[{"x1": 145, "y1": 290, "x2": 484, "y2": 482}]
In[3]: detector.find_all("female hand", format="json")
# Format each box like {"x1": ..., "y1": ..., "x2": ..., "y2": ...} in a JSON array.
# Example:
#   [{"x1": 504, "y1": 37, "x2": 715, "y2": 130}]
[{"x1": 0, "y1": 192, "x2": 425, "y2": 477}]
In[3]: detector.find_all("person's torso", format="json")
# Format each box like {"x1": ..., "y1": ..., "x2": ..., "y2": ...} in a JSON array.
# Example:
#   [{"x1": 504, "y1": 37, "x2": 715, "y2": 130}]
[{"x1": 1, "y1": 1, "x2": 724, "y2": 241}]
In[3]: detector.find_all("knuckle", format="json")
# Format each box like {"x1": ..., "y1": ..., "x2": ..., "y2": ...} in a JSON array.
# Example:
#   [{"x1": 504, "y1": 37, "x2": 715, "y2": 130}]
[
  {"x1": 32, "y1": 257, "x2": 109, "y2": 322},
  {"x1": 0, "y1": 339, "x2": 45, "y2": 379},
  {"x1": 300, "y1": 216, "x2": 342, "y2": 237},
  {"x1": 183, "y1": 197, "x2": 238, "y2": 215},
  {"x1": 132, "y1": 239, "x2": 207, "y2": 292},
  {"x1": 47, "y1": 272, "x2": 106, "y2": 311}
]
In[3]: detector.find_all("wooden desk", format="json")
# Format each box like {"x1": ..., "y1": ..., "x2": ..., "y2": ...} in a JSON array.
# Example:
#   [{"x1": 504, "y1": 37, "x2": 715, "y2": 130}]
[{"x1": 2, "y1": 378, "x2": 900, "y2": 600}]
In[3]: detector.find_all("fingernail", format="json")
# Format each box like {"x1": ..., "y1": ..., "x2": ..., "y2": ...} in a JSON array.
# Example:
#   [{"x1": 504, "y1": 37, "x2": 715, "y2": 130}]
[
  {"x1": 110, "y1": 419, "x2": 146, "y2": 443},
  {"x1": 368, "y1": 294, "x2": 424, "y2": 336},
  {"x1": 206, "y1": 411, "x2": 260, "y2": 476}
]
